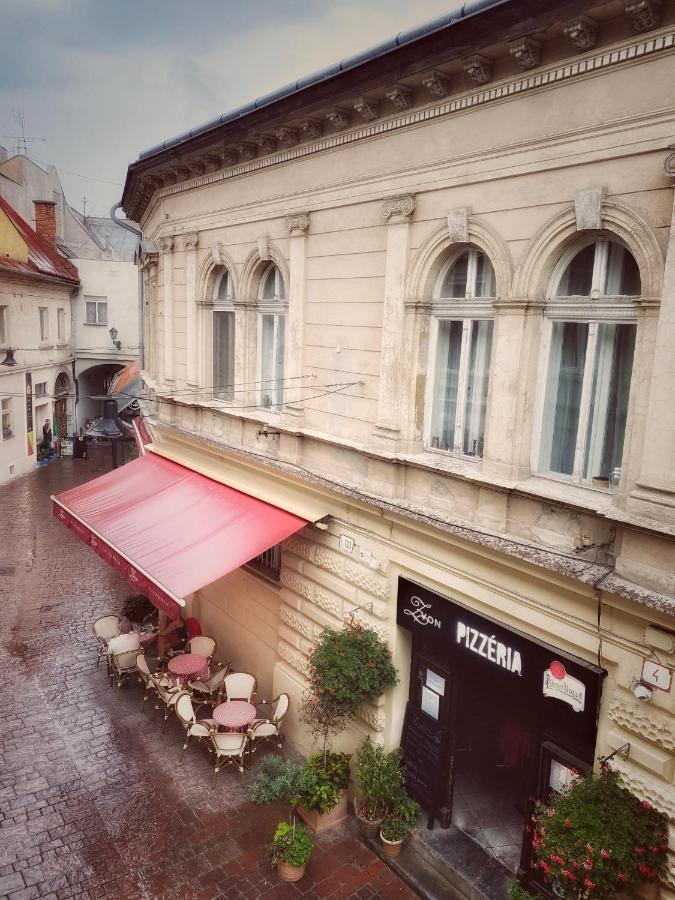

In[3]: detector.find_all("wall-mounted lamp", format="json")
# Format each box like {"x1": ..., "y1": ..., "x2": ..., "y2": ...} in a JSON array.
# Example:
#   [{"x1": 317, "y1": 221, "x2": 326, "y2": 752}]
[{"x1": 109, "y1": 326, "x2": 121, "y2": 350}]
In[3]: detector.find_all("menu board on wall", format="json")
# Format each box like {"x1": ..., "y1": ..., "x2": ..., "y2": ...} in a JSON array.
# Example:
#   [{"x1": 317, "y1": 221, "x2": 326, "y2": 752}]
[
  {"x1": 401, "y1": 702, "x2": 446, "y2": 817},
  {"x1": 25, "y1": 373, "x2": 34, "y2": 455}
]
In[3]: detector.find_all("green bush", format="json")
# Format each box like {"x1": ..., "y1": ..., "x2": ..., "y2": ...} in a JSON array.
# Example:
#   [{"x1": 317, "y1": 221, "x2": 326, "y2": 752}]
[
  {"x1": 249, "y1": 756, "x2": 313, "y2": 816},
  {"x1": 380, "y1": 791, "x2": 420, "y2": 842},
  {"x1": 269, "y1": 822, "x2": 313, "y2": 867},
  {"x1": 507, "y1": 882, "x2": 536, "y2": 900},
  {"x1": 301, "y1": 752, "x2": 351, "y2": 814},
  {"x1": 355, "y1": 737, "x2": 405, "y2": 822}
]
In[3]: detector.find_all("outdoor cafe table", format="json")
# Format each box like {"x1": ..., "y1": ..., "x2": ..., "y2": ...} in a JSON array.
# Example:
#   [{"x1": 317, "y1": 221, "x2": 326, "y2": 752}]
[
  {"x1": 212, "y1": 700, "x2": 256, "y2": 733},
  {"x1": 167, "y1": 653, "x2": 208, "y2": 686}
]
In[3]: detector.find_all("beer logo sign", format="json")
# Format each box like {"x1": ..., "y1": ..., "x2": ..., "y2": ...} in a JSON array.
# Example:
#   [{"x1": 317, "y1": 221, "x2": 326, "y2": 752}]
[{"x1": 543, "y1": 660, "x2": 585, "y2": 713}]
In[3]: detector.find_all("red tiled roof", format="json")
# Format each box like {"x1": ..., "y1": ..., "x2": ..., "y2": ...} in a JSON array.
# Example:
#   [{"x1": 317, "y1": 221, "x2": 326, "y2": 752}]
[{"x1": 0, "y1": 195, "x2": 80, "y2": 285}]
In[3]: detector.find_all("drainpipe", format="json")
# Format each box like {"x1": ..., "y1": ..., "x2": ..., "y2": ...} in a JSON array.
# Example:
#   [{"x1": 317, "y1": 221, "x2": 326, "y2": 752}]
[{"x1": 110, "y1": 203, "x2": 144, "y2": 369}]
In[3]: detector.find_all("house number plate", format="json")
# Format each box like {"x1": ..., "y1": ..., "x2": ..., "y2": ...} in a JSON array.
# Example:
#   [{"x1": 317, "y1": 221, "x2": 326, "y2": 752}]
[{"x1": 641, "y1": 660, "x2": 672, "y2": 692}]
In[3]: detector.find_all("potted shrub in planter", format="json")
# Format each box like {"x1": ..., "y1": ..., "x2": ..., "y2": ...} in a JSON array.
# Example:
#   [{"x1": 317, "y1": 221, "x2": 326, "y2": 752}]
[
  {"x1": 528, "y1": 766, "x2": 667, "y2": 899},
  {"x1": 354, "y1": 737, "x2": 405, "y2": 839},
  {"x1": 269, "y1": 821, "x2": 313, "y2": 882},
  {"x1": 297, "y1": 751, "x2": 352, "y2": 833},
  {"x1": 379, "y1": 792, "x2": 420, "y2": 858}
]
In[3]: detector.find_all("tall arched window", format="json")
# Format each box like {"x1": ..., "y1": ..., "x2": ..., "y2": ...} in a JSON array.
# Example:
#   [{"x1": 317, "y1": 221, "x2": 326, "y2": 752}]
[
  {"x1": 258, "y1": 263, "x2": 286, "y2": 409},
  {"x1": 427, "y1": 247, "x2": 496, "y2": 457},
  {"x1": 538, "y1": 237, "x2": 639, "y2": 485},
  {"x1": 213, "y1": 269, "x2": 235, "y2": 401}
]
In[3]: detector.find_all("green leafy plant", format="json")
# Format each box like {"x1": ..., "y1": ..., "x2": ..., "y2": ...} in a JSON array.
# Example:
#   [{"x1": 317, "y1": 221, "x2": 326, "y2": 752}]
[
  {"x1": 530, "y1": 767, "x2": 667, "y2": 898},
  {"x1": 268, "y1": 822, "x2": 313, "y2": 868},
  {"x1": 507, "y1": 882, "x2": 536, "y2": 900},
  {"x1": 307, "y1": 620, "x2": 398, "y2": 715},
  {"x1": 380, "y1": 791, "x2": 420, "y2": 842},
  {"x1": 301, "y1": 752, "x2": 351, "y2": 814},
  {"x1": 354, "y1": 737, "x2": 405, "y2": 822},
  {"x1": 250, "y1": 756, "x2": 314, "y2": 821}
]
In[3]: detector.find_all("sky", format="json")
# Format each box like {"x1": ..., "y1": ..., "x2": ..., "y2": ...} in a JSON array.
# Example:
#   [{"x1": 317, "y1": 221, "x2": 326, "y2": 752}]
[{"x1": 0, "y1": 0, "x2": 454, "y2": 220}]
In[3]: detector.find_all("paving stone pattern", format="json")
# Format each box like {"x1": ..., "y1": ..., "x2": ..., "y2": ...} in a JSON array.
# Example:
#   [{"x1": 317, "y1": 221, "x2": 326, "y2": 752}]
[{"x1": 0, "y1": 452, "x2": 415, "y2": 900}]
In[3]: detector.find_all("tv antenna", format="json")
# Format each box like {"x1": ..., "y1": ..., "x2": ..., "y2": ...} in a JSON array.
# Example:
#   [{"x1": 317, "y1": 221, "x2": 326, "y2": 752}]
[{"x1": 1, "y1": 109, "x2": 45, "y2": 157}]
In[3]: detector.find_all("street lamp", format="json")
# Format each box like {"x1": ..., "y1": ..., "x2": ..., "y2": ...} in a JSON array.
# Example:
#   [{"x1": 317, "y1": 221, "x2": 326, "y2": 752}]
[{"x1": 109, "y1": 327, "x2": 122, "y2": 350}]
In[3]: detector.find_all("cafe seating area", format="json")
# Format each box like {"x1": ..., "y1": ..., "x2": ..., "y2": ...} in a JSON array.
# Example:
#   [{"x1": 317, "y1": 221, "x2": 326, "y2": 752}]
[{"x1": 92, "y1": 613, "x2": 290, "y2": 775}]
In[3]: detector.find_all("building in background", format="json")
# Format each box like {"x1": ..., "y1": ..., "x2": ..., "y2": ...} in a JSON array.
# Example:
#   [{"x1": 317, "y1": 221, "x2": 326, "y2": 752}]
[
  {"x1": 0, "y1": 148, "x2": 139, "y2": 429},
  {"x1": 0, "y1": 195, "x2": 79, "y2": 481}
]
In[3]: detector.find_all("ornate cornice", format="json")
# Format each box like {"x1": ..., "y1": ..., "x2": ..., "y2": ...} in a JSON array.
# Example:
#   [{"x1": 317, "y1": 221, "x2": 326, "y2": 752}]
[
  {"x1": 509, "y1": 36, "x2": 542, "y2": 70},
  {"x1": 326, "y1": 107, "x2": 350, "y2": 130},
  {"x1": 422, "y1": 70, "x2": 450, "y2": 98},
  {"x1": 625, "y1": 0, "x2": 661, "y2": 32},
  {"x1": 285, "y1": 213, "x2": 310, "y2": 235},
  {"x1": 238, "y1": 142, "x2": 257, "y2": 160},
  {"x1": 354, "y1": 97, "x2": 379, "y2": 122},
  {"x1": 277, "y1": 127, "x2": 299, "y2": 147},
  {"x1": 255, "y1": 134, "x2": 278, "y2": 154},
  {"x1": 564, "y1": 16, "x2": 598, "y2": 51},
  {"x1": 381, "y1": 194, "x2": 415, "y2": 223},
  {"x1": 463, "y1": 54, "x2": 493, "y2": 85},
  {"x1": 385, "y1": 83, "x2": 414, "y2": 110},
  {"x1": 299, "y1": 117, "x2": 323, "y2": 139}
]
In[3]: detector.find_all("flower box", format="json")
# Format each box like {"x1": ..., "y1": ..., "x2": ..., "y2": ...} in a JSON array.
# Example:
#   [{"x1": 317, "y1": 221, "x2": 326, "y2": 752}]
[{"x1": 297, "y1": 790, "x2": 350, "y2": 834}]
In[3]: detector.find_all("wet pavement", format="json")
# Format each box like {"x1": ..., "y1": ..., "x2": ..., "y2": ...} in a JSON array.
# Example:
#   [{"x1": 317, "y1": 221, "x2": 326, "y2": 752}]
[{"x1": 0, "y1": 451, "x2": 415, "y2": 900}]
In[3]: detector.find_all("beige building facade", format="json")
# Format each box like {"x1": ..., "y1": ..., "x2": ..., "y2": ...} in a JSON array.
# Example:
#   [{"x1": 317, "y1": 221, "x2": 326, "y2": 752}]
[{"x1": 123, "y1": 0, "x2": 675, "y2": 893}]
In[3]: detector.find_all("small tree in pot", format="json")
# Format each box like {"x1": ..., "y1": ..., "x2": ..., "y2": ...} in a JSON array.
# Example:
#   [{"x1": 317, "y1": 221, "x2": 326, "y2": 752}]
[{"x1": 354, "y1": 737, "x2": 405, "y2": 838}]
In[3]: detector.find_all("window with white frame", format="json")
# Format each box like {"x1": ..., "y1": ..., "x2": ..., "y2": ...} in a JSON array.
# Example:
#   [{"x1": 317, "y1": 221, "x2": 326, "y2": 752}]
[
  {"x1": 84, "y1": 296, "x2": 108, "y2": 326},
  {"x1": 257, "y1": 263, "x2": 285, "y2": 410},
  {"x1": 537, "y1": 237, "x2": 639, "y2": 487},
  {"x1": 213, "y1": 269, "x2": 235, "y2": 401},
  {"x1": 57, "y1": 307, "x2": 65, "y2": 341},
  {"x1": 0, "y1": 306, "x2": 7, "y2": 344},
  {"x1": 427, "y1": 247, "x2": 496, "y2": 458},
  {"x1": 1, "y1": 398, "x2": 12, "y2": 439},
  {"x1": 38, "y1": 307, "x2": 49, "y2": 342}
]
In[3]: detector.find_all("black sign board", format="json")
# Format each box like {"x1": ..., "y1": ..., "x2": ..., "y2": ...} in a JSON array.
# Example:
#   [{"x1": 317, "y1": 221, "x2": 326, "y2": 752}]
[{"x1": 401, "y1": 701, "x2": 446, "y2": 818}]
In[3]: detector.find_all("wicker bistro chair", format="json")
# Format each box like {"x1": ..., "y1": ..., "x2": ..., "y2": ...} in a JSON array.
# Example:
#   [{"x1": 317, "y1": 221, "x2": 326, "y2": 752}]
[
  {"x1": 210, "y1": 731, "x2": 249, "y2": 775},
  {"x1": 110, "y1": 648, "x2": 141, "y2": 692},
  {"x1": 248, "y1": 693, "x2": 290, "y2": 755},
  {"x1": 136, "y1": 653, "x2": 165, "y2": 708},
  {"x1": 154, "y1": 674, "x2": 181, "y2": 721},
  {"x1": 188, "y1": 662, "x2": 231, "y2": 709},
  {"x1": 186, "y1": 636, "x2": 216, "y2": 666},
  {"x1": 224, "y1": 672, "x2": 257, "y2": 703},
  {"x1": 173, "y1": 691, "x2": 218, "y2": 754},
  {"x1": 92, "y1": 615, "x2": 120, "y2": 668}
]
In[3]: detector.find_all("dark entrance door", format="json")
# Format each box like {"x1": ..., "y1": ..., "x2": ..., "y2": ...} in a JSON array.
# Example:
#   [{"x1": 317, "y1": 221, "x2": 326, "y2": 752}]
[{"x1": 54, "y1": 398, "x2": 67, "y2": 440}]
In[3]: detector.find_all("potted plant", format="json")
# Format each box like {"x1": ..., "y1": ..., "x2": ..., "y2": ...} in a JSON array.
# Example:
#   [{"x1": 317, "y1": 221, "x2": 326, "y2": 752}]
[
  {"x1": 528, "y1": 766, "x2": 667, "y2": 899},
  {"x1": 269, "y1": 821, "x2": 313, "y2": 882},
  {"x1": 379, "y1": 791, "x2": 420, "y2": 858},
  {"x1": 354, "y1": 737, "x2": 405, "y2": 839},
  {"x1": 297, "y1": 751, "x2": 351, "y2": 833}
]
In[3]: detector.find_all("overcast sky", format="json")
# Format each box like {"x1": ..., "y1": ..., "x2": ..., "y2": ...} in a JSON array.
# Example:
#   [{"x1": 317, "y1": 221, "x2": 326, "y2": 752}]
[{"x1": 0, "y1": 0, "x2": 453, "y2": 219}]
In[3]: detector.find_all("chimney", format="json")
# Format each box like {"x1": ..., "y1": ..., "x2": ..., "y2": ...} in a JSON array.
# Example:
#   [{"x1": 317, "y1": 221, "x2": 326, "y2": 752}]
[{"x1": 34, "y1": 200, "x2": 57, "y2": 244}]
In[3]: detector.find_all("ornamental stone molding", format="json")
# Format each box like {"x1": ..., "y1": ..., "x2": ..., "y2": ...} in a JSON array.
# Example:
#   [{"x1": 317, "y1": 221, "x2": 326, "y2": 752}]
[
  {"x1": 512, "y1": 200, "x2": 664, "y2": 300},
  {"x1": 664, "y1": 148, "x2": 675, "y2": 176},
  {"x1": 238, "y1": 142, "x2": 257, "y2": 160},
  {"x1": 386, "y1": 83, "x2": 414, "y2": 109},
  {"x1": 575, "y1": 186, "x2": 605, "y2": 230},
  {"x1": 198, "y1": 243, "x2": 239, "y2": 302},
  {"x1": 257, "y1": 234, "x2": 270, "y2": 261},
  {"x1": 564, "y1": 16, "x2": 598, "y2": 50},
  {"x1": 354, "y1": 97, "x2": 379, "y2": 122},
  {"x1": 463, "y1": 54, "x2": 493, "y2": 84},
  {"x1": 158, "y1": 235, "x2": 174, "y2": 253},
  {"x1": 277, "y1": 640, "x2": 309, "y2": 677},
  {"x1": 162, "y1": 171, "x2": 176, "y2": 186},
  {"x1": 381, "y1": 194, "x2": 416, "y2": 223},
  {"x1": 240, "y1": 240, "x2": 290, "y2": 301},
  {"x1": 422, "y1": 70, "x2": 450, "y2": 98},
  {"x1": 447, "y1": 207, "x2": 469, "y2": 243},
  {"x1": 285, "y1": 535, "x2": 316, "y2": 563},
  {"x1": 285, "y1": 213, "x2": 310, "y2": 235},
  {"x1": 509, "y1": 36, "x2": 542, "y2": 69},
  {"x1": 625, "y1": 0, "x2": 661, "y2": 31},
  {"x1": 326, "y1": 107, "x2": 350, "y2": 130},
  {"x1": 204, "y1": 154, "x2": 222, "y2": 173},
  {"x1": 299, "y1": 117, "x2": 323, "y2": 139},
  {"x1": 178, "y1": 231, "x2": 199, "y2": 251},
  {"x1": 612, "y1": 758, "x2": 675, "y2": 830},
  {"x1": 188, "y1": 160, "x2": 206, "y2": 177},
  {"x1": 222, "y1": 149, "x2": 239, "y2": 166},
  {"x1": 255, "y1": 133, "x2": 278, "y2": 154},
  {"x1": 609, "y1": 698, "x2": 675, "y2": 752},
  {"x1": 277, "y1": 126, "x2": 299, "y2": 147}
]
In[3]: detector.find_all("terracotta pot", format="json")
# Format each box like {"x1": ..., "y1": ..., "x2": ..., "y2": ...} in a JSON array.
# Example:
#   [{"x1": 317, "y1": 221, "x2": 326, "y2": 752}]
[
  {"x1": 277, "y1": 861, "x2": 305, "y2": 882},
  {"x1": 355, "y1": 804, "x2": 385, "y2": 840},
  {"x1": 379, "y1": 831, "x2": 404, "y2": 858},
  {"x1": 298, "y1": 790, "x2": 350, "y2": 834}
]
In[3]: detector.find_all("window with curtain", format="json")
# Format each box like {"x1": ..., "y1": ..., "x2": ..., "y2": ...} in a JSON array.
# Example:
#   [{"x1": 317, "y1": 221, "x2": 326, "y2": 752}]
[
  {"x1": 213, "y1": 269, "x2": 235, "y2": 401},
  {"x1": 428, "y1": 247, "x2": 496, "y2": 458},
  {"x1": 257, "y1": 263, "x2": 286, "y2": 410},
  {"x1": 538, "y1": 238, "x2": 639, "y2": 487}
]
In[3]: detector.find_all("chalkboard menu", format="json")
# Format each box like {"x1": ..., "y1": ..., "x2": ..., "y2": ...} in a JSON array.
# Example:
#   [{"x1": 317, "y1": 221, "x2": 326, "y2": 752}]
[{"x1": 401, "y1": 702, "x2": 446, "y2": 815}]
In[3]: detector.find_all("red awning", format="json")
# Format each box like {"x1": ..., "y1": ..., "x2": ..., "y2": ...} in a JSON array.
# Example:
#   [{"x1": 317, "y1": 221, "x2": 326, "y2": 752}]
[{"x1": 52, "y1": 453, "x2": 308, "y2": 620}]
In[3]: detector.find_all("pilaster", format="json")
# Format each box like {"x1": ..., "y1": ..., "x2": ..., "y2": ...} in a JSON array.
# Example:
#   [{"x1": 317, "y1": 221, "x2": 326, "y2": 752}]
[
  {"x1": 283, "y1": 214, "x2": 310, "y2": 423},
  {"x1": 158, "y1": 236, "x2": 174, "y2": 386},
  {"x1": 179, "y1": 232, "x2": 200, "y2": 387}
]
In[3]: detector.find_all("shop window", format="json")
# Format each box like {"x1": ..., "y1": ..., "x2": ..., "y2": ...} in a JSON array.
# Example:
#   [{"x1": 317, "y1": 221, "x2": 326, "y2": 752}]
[
  {"x1": 85, "y1": 296, "x2": 108, "y2": 326},
  {"x1": 538, "y1": 238, "x2": 639, "y2": 487},
  {"x1": 246, "y1": 543, "x2": 281, "y2": 582},
  {"x1": 427, "y1": 248, "x2": 496, "y2": 458},
  {"x1": 257, "y1": 263, "x2": 285, "y2": 410},
  {"x1": 39, "y1": 307, "x2": 49, "y2": 342},
  {"x1": 57, "y1": 308, "x2": 65, "y2": 341},
  {"x1": 0, "y1": 306, "x2": 7, "y2": 345},
  {"x1": 1, "y1": 398, "x2": 12, "y2": 439},
  {"x1": 213, "y1": 269, "x2": 235, "y2": 401}
]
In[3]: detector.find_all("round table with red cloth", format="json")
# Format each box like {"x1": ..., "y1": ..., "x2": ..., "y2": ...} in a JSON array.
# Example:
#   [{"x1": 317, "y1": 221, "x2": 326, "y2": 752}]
[
  {"x1": 167, "y1": 653, "x2": 208, "y2": 686},
  {"x1": 212, "y1": 701, "x2": 257, "y2": 732}
]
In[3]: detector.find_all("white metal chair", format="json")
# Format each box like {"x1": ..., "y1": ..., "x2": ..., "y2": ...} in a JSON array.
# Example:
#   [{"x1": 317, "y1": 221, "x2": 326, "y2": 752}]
[
  {"x1": 210, "y1": 731, "x2": 248, "y2": 774},
  {"x1": 173, "y1": 690, "x2": 217, "y2": 753},
  {"x1": 187, "y1": 636, "x2": 216, "y2": 665},
  {"x1": 110, "y1": 648, "x2": 140, "y2": 692},
  {"x1": 249, "y1": 693, "x2": 289, "y2": 754},
  {"x1": 189, "y1": 662, "x2": 231, "y2": 708},
  {"x1": 154, "y1": 674, "x2": 181, "y2": 720},
  {"x1": 92, "y1": 615, "x2": 120, "y2": 667},
  {"x1": 224, "y1": 672, "x2": 257, "y2": 703}
]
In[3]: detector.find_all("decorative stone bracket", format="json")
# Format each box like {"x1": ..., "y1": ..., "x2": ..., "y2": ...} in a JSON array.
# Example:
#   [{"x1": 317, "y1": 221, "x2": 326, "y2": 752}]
[{"x1": 381, "y1": 195, "x2": 415, "y2": 224}]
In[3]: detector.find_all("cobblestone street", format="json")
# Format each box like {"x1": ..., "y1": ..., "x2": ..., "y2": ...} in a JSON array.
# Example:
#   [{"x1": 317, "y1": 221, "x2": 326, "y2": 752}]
[{"x1": 0, "y1": 453, "x2": 415, "y2": 900}]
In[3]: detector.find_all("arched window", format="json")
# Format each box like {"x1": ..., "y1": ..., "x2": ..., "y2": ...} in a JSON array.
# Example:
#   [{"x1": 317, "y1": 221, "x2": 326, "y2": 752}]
[
  {"x1": 538, "y1": 238, "x2": 640, "y2": 485},
  {"x1": 257, "y1": 263, "x2": 285, "y2": 409},
  {"x1": 428, "y1": 248, "x2": 496, "y2": 458},
  {"x1": 213, "y1": 269, "x2": 235, "y2": 401}
]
